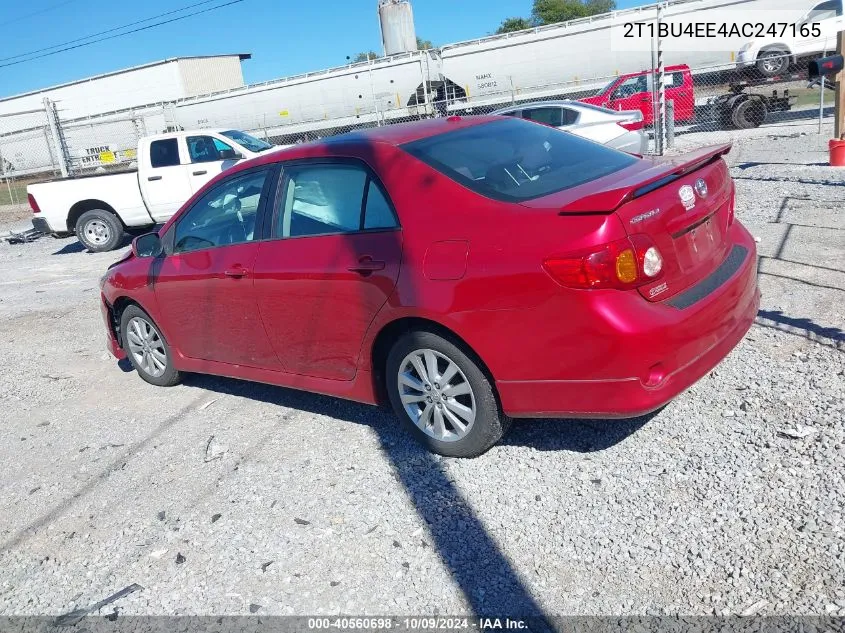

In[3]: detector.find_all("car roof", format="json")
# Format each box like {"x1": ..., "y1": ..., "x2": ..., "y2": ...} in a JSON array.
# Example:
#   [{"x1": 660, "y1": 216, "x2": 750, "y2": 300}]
[
  {"x1": 492, "y1": 100, "x2": 587, "y2": 112},
  {"x1": 216, "y1": 116, "x2": 507, "y2": 178}
]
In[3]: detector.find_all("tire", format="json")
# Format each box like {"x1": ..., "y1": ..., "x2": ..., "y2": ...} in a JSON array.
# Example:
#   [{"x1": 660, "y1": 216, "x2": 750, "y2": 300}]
[
  {"x1": 119, "y1": 304, "x2": 182, "y2": 387},
  {"x1": 732, "y1": 97, "x2": 767, "y2": 129},
  {"x1": 75, "y1": 209, "x2": 123, "y2": 252},
  {"x1": 756, "y1": 50, "x2": 789, "y2": 77},
  {"x1": 385, "y1": 330, "x2": 510, "y2": 458}
]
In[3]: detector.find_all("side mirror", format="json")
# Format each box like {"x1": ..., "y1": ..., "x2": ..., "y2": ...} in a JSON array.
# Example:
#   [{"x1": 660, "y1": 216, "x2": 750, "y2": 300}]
[
  {"x1": 219, "y1": 149, "x2": 244, "y2": 160},
  {"x1": 132, "y1": 233, "x2": 163, "y2": 258}
]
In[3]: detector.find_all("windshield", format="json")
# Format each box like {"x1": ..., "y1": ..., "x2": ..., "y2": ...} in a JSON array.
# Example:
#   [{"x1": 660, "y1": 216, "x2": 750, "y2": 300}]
[
  {"x1": 401, "y1": 118, "x2": 637, "y2": 203},
  {"x1": 221, "y1": 130, "x2": 273, "y2": 153},
  {"x1": 597, "y1": 77, "x2": 619, "y2": 95},
  {"x1": 797, "y1": 0, "x2": 841, "y2": 25}
]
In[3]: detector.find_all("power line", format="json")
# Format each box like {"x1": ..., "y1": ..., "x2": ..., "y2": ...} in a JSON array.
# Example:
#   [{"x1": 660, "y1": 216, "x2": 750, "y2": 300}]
[
  {"x1": 0, "y1": 0, "x2": 245, "y2": 69},
  {"x1": 0, "y1": 0, "x2": 228, "y2": 63},
  {"x1": 0, "y1": 0, "x2": 78, "y2": 27}
]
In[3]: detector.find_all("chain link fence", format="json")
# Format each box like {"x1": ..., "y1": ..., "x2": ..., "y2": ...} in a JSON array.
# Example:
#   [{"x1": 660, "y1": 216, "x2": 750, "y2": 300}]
[{"x1": 1, "y1": 49, "x2": 835, "y2": 218}]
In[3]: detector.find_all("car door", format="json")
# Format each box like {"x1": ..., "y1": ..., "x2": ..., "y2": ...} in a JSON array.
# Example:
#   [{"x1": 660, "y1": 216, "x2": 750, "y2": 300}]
[
  {"x1": 607, "y1": 73, "x2": 653, "y2": 124},
  {"x1": 186, "y1": 134, "x2": 241, "y2": 194},
  {"x1": 253, "y1": 160, "x2": 402, "y2": 380},
  {"x1": 153, "y1": 165, "x2": 282, "y2": 369},
  {"x1": 140, "y1": 137, "x2": 193, "y2": 222},
  {"x1": 663, "y1": 70, "x2": 694, "y2": 122}
]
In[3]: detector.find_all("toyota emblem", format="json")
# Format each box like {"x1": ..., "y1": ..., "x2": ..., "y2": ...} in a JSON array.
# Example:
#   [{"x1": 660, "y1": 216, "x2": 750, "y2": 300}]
[{"x1": 695, "y1": 178, "x2": 708, "y2": 198}]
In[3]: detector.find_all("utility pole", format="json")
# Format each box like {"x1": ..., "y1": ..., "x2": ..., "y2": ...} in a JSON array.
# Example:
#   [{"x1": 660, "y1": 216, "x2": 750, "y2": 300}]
[{"x1": 835, "y1": 30, "x2": 844, "y2": 140}]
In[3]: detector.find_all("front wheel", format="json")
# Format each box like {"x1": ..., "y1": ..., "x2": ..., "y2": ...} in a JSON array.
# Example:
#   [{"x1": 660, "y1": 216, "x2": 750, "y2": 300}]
[
  {"x1": 76, "y1": 209, "x2": 123, "y2": 252},
  {"x1": 756, "y1": 50, "x2": 790, "y2": 77},
  {"x1": 120, "y1": 305, "x2": 182, "y2": 387},
  {"x1": 385, "y1": 330, "x2": 510, "y2": 458}
]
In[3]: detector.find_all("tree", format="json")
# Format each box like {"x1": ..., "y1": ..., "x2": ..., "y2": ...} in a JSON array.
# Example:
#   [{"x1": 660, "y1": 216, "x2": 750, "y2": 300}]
[
  {"x1": 531, "y1": 0, "x2": 615, "y2": 25},
  {"x1": 416, "y1": 37, "x2": 434, "y2": 50},
  {"x1": 496, "y1": 17, "x2": 533, "y2": 34},
  {"x1": 351, "y1": 51, "x2": 379, "y2": 62}
]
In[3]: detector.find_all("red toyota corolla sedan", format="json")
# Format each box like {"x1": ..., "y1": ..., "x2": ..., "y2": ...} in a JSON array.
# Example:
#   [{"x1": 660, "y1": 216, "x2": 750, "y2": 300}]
[{"x1": 100, "y1": 116, "x2": 759, "y2": 457}]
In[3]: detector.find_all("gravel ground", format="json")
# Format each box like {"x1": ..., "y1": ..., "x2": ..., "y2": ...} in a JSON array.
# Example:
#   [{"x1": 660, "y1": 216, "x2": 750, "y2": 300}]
[{"x1": 0, "y1": 123, "x2": 842, "y2": 620}]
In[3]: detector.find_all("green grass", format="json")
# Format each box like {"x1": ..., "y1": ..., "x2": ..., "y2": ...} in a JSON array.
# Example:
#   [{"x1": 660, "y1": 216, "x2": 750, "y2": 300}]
[{"x1": 0, "y1": 181, "x2": 28, "y2": 207}]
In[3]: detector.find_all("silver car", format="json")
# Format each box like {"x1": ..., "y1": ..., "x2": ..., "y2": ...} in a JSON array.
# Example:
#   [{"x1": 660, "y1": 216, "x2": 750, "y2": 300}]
[{"x1": 491, "y1": 100, "x2": 647, "y2": 154}]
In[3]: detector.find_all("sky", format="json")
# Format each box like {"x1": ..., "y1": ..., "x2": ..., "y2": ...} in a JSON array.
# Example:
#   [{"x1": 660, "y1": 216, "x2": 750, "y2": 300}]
[{"x1": 0, "y1": 0, "x2": 648, "y2": 98}]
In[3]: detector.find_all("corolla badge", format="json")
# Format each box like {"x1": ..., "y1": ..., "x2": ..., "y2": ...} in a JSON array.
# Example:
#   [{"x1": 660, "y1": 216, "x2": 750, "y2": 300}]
[
  {"x1": 678, "y1": 184, "x2": 696, "y2": 210},
  {"x1": 695, "y1": 178, "x2": 708, "y2": 198}
]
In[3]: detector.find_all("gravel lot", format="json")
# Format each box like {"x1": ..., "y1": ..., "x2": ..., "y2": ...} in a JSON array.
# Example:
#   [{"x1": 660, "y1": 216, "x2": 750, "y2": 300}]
[{"x1": 0, "y1": 120, "x2": 842, "y2": 620}]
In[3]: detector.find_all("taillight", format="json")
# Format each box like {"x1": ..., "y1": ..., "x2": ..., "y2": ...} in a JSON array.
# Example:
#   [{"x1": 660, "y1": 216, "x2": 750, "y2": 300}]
[
  {"x1": 28, "y1": 194, "x2": 41, "y2": 214},
  {"x1": 619, "y1": 120, "x2": 644, "y2": 132},
  {"x1": 543, "y1": 236, "x2": 664, "y2": 290}
]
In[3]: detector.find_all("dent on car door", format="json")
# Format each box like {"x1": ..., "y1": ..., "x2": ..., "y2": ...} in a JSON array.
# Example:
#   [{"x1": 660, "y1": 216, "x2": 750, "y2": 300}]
[
  {"x1": 253, "y1": 160, "x2": 402, "y2": 380},
  {"x1": 152, "y1": 166, "x2": 282, "y2": 369}
]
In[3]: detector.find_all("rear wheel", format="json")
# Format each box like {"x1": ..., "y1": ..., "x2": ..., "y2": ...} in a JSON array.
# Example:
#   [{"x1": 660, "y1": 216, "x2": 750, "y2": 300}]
[
  {"x1": 385, "y1": 330, "x2": 510, "y2": 458},
  {"x1": 120, "y1": 305, "x2": 181, "y2": 387},
  {"x1": 76, "y1": 209, "x2": 123, "y2": 252},
  {"x1": 756, "y1": 50, "x2": 790, "y2": 77}
]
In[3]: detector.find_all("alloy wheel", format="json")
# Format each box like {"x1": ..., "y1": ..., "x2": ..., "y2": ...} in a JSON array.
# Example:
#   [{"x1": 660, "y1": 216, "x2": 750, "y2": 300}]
[
  {"x1": 397, "y1": 348, "x2": 476, "y2": 442},
  {"x1": 126, "y1": 316, "x2": 167, "y2": 378}
]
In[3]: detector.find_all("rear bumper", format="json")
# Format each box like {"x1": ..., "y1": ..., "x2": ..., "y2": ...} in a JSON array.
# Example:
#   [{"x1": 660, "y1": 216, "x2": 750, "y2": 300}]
[
  {"x1": 31, "y1": 217, "x2": 51, "y2": 234},
  {"x1": 31, "y1": 216, "x2": 70, "y2": 238},
  {"x1": 100, "y1": 295, "x2": 126, "y2": 360},
  {"x1": 497, "y1": 226, "x2": 760, "y2": 418}
]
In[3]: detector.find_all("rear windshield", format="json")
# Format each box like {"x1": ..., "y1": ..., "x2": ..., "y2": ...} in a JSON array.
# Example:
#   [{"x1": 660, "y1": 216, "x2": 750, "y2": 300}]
[{"x1": 401, "y1": 118, "x2": 638, "y2": 202}]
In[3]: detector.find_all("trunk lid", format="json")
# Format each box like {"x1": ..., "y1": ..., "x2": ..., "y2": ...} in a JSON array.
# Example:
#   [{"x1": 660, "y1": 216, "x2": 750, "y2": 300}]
[{"x1": 522, "y1": 143, "x2": 734, "y2": 302}]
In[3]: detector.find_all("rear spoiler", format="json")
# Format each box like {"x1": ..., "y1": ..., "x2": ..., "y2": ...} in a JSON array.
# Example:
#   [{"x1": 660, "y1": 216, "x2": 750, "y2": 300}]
[{"x1": 558, "y1": 143, "x2": 732, "y2": 214}]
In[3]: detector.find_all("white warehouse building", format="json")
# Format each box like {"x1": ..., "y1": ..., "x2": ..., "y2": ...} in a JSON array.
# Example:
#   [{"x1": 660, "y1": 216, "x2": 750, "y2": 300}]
[{"x1": 0, "y1": 54, "x2": 250, "y2": 120}]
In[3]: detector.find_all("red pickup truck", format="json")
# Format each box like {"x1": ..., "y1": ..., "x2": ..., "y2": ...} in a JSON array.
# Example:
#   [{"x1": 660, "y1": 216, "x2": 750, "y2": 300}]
[{"x1": 580, "y1": 64, "x2": 695, "y2": 125}]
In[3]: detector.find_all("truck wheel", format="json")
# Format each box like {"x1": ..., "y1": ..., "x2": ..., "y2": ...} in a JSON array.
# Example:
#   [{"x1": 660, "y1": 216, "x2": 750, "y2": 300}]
[
  {"x1": 732, "y1": 98, "x2": 767, "y2": 129},
  {"x1": 76, "y1": 209, "x2": 123, "y2": 252},
  {"x1": 756, "y1": 50, "x2": 789, "y2": 77}
]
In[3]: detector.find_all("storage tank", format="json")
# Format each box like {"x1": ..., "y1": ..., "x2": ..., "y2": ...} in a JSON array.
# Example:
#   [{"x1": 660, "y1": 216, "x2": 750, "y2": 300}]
[{"x1": 379, "y1": 0, "x2": 417, "y2": 56}]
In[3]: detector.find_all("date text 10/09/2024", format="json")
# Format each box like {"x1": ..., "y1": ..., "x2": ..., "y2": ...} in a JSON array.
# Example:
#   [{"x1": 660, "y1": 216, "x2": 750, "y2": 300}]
[
  {"x1": 307, "y1": 617, "x2": 529, "y2": 630},
  {"x1": 623, "y1": 21, "x2": 822, "y2": 39}
]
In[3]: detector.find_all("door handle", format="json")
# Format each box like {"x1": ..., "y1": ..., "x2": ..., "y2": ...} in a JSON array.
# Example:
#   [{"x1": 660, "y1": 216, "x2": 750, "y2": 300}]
[
  {"x1": 192, "y1": 170, "x2": 207, "y2": 176},
  {"x1": 640, "y1": 96, "x2": 651, "y2": 102},
  {"x1": 147, "y1": 175, "x2": 162, "y2": 181},
  {"x1": 224, "y1": 268, "x2": 248, "y2": 278},
  {"x1": 348, "y1": 256, "x2": 385, "y2": 275}
]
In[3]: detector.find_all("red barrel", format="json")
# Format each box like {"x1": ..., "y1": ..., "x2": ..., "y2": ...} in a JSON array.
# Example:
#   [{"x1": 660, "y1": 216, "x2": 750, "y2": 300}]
[{"x1": 830, "y1": 138, "x2": 845, "y2": 167}]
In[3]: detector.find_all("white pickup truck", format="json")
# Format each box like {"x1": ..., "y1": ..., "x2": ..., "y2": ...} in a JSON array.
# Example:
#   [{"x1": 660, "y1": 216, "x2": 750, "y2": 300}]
[{"x1": 28, "y1": 129, "x2": 282, "y2": 252}]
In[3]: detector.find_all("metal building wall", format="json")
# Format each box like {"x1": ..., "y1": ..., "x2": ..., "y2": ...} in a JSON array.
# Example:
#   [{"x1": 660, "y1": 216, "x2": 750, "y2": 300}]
[
  {"x1": 177, "y1": 57, "x2": 246, "y2": 98},
  {"x1": 0, "y1": 62, "x2": 186, "y2": 120}
]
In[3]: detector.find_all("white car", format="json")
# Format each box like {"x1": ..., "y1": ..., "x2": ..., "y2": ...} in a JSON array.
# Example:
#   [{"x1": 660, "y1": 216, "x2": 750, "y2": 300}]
[
  {"x1": 491, "y1": 101, "x2": 647, "y2": 155},
  {"x1": 736, "y1": 0, "x2": 844, "y2": 77}
]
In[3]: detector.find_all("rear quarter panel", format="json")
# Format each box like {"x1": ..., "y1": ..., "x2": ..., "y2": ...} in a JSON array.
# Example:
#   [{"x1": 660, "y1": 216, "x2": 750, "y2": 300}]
[{"x1": 29, "y1": 172, "x2": 150, "y2": 232}]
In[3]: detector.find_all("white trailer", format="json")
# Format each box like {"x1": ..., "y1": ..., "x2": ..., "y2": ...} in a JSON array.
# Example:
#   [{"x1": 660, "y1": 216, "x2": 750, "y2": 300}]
[
  {"x1": 172, "y1": 51, "x2": 437, "y2": 142},
  {"x1": 437, "y1": 0, "x2": 811, "y2": 110}
]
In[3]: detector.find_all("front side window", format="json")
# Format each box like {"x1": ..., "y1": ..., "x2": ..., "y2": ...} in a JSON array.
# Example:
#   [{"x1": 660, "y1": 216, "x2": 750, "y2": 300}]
[
  {"x1": 150, "y1": 139, "x2": 180, "y2": 168},
  {"x1": 187, "y1": 135, "x2": 235, "y2": 163},
  {"x1": 613, "y1": 74, "x2": 649, "y2": 98},
  {"x1": 173, "y1": 168, "x2": 270, "y2": 253},
  {"x1": 402, "y1": 118, "x2": 638, "y2": 203},
  {"x1": 276, "y1": 163, "x2": 398, "y2": 238}
]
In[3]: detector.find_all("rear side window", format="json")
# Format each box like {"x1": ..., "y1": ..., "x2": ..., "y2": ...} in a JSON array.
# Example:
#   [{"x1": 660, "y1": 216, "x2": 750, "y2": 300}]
[
  {"x1": 401, "y1": 118, "x2": 638, "y2": 202},
  {"x1": 522, "y1": 107, "x2": 565, "y2": 127},
  {"x1": 275, "y1": 163, "x2": 398, "y2": 238},
  {"x1": 150, "y1": 139, "x2": 180, "y2": 168}
]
